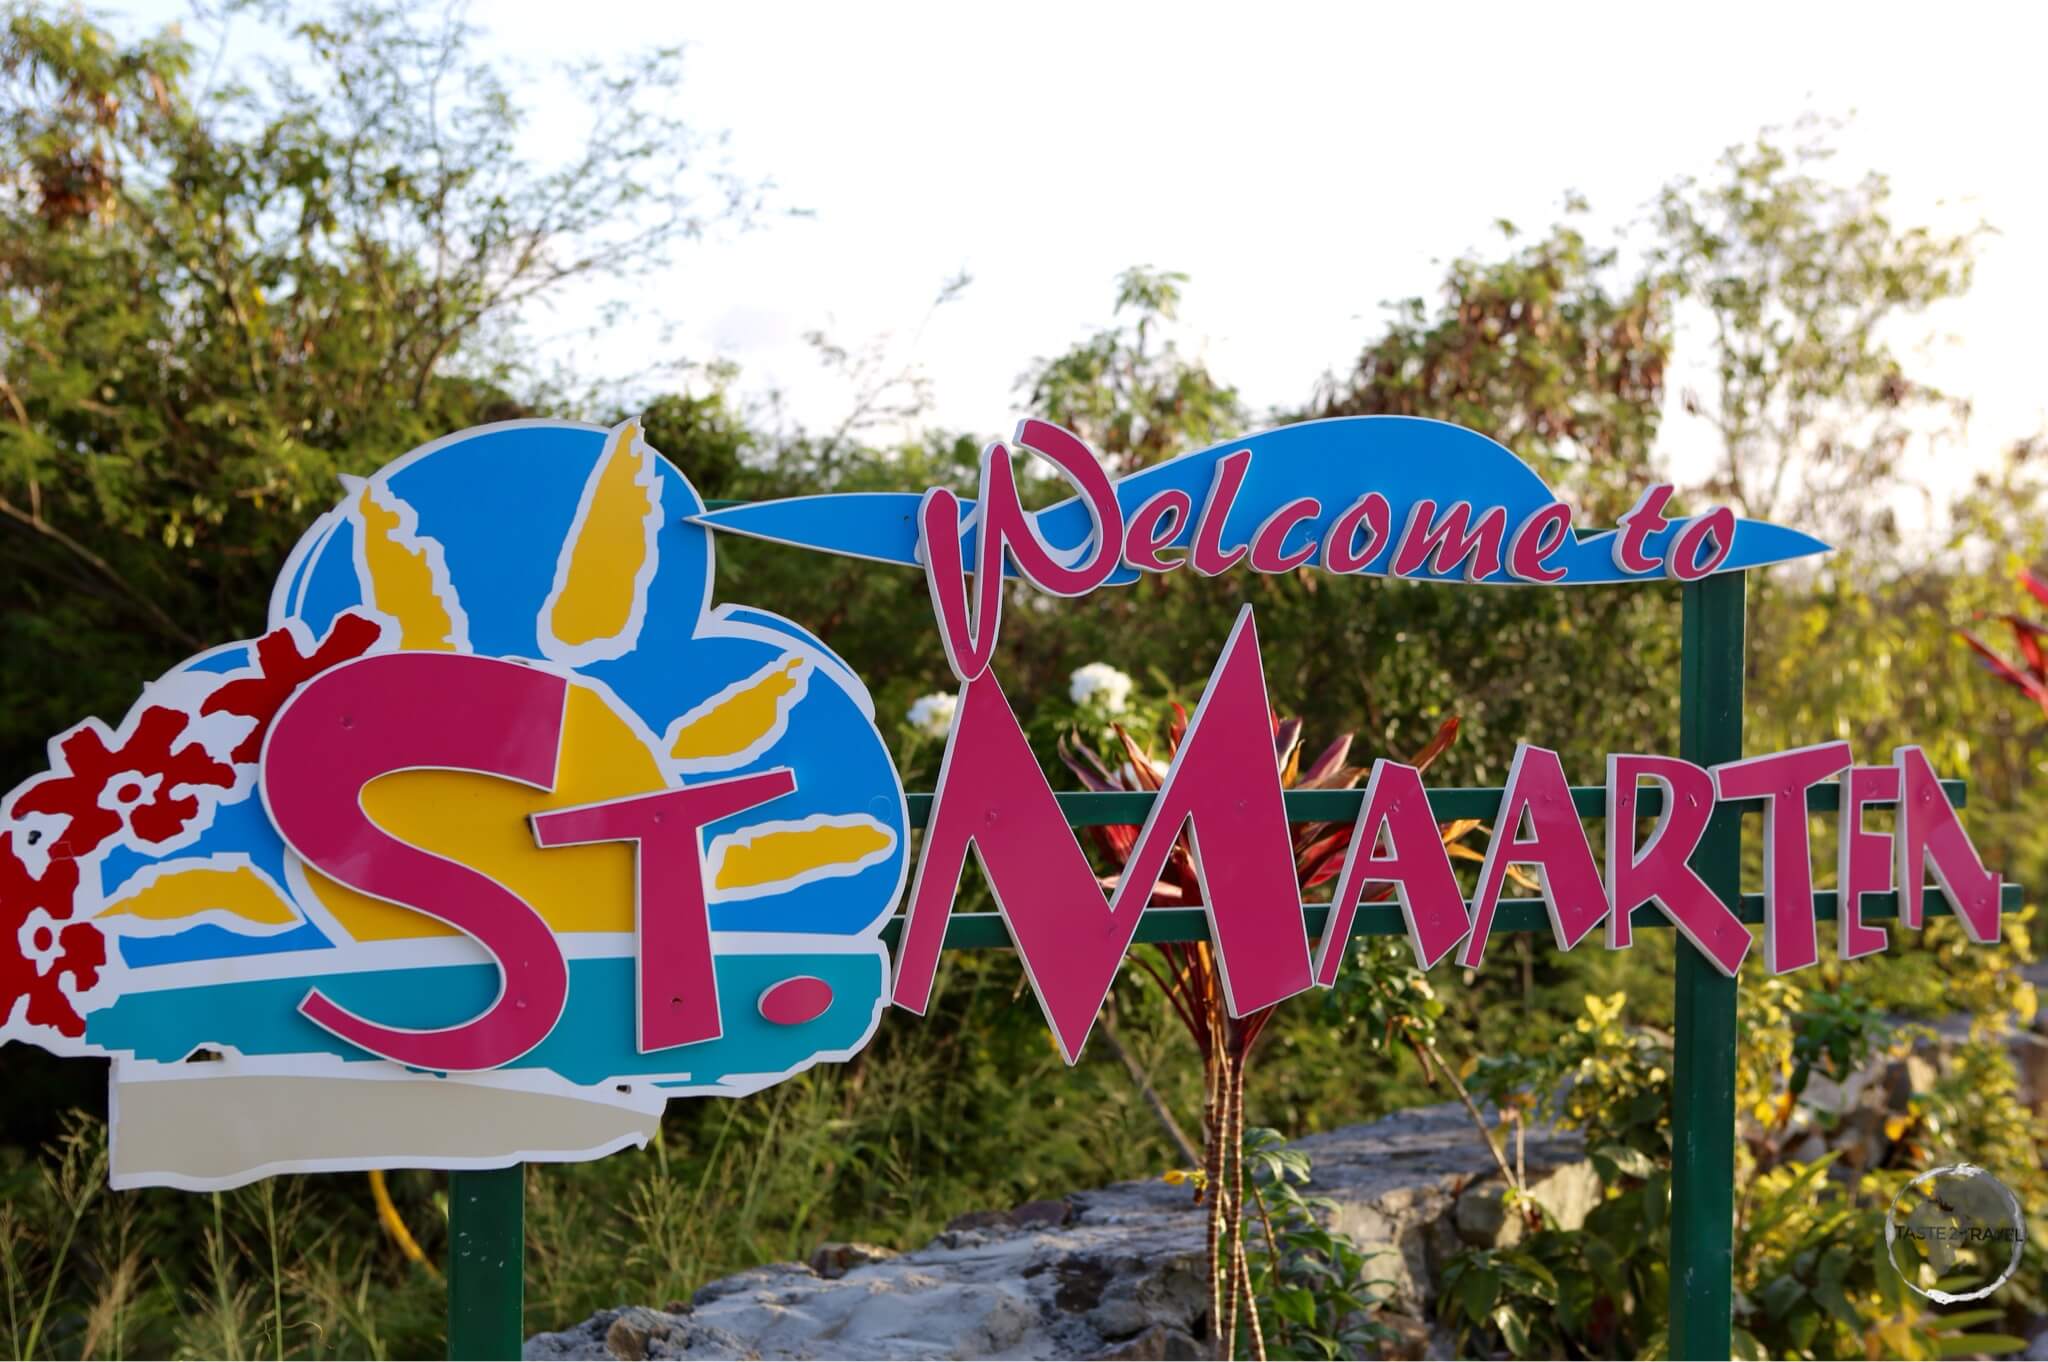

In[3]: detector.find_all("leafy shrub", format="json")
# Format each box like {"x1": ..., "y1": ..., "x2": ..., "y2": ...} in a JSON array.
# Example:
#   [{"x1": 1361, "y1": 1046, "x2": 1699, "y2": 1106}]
[
  {"x1": 1439, "y1": 981, "x2": 2044, "y2": 1362},
  {"x1": 1238, "y1": 1127, "x2": 1396, "y2": 1361}
]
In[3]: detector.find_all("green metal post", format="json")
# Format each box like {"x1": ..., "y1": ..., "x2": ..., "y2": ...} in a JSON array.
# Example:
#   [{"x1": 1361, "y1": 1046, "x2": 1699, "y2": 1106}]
[
  {"x1": 448, "y1": 1165, "x2": 525, "y2": 1360},
  {"x1": 1669, "y1": 572, "x2": 1744, "y2": 1359}
]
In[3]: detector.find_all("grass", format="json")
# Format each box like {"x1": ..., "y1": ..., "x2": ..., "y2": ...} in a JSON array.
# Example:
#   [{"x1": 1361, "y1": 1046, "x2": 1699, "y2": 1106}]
[
  {"x1": 0, "y1": 929, "x2": 1669, "y2": 1359},
  {"x1": 0, "y1": 949, "x2": 1264, "y2": 1359},
  {"x1": 2, "y1": 914, "x2": 2034, "y2": 1359}
]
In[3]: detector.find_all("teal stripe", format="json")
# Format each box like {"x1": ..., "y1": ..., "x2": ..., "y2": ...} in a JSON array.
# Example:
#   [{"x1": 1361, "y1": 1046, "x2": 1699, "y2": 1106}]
[{"x1": 87, "y1": 951, "x2": 883, "y2": 1087}]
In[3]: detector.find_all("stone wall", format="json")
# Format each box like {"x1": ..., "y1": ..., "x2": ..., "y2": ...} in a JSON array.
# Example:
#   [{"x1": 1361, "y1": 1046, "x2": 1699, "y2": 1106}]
[
  {"x1": 524, "y1": 1103, "x2": 1594, "y2": 1362},
  {"x1": 526, "y1": 987, "x2": 2048, "y2": 1362}
]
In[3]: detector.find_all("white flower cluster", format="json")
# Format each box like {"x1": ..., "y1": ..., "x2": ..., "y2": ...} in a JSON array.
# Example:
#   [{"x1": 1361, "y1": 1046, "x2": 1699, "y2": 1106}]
[
  {"x1": 906, "y1": 691, "x2": 958, "y2": 738},
  {"x1": 1068, "y1": 662, "x2": 1134, "y2": 714}
]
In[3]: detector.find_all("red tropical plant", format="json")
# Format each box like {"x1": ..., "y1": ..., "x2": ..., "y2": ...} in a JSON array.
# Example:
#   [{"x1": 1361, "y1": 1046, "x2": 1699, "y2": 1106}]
[
  {"x1": 1058, "y1": 707, "x2": 1487, "y2": 1358},
  {"x1": 1957, "y1": 567, "x2": 2048, "y2": 715}
]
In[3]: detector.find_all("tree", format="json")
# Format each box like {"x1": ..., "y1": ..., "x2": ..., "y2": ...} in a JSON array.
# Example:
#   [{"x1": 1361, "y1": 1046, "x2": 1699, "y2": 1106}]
[
  {"x1": 1313, "y1": 210, "x2": 1668, "y2": 522},
  {"x1": 628, "y1": 374, "x2": 757, "y2": 502},
  {"x1": 1653, "y1": 122, "x2": 1979, "y2": 552},
  {"x1": 0, "y1": 0, "x2": 752, "y2": 783},
  {"x1": 1021, "y1": 266, "x2": 1244, "y2": 475}
]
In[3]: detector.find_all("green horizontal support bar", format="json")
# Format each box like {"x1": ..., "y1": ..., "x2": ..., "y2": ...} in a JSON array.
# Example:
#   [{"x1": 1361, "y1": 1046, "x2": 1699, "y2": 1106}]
[
  {"x1": 902, "y1": 779, "x2": 1967, "y2": 828},
  {"x1": 877, "y1": 883, "x2": 2025, "y2": 951}
]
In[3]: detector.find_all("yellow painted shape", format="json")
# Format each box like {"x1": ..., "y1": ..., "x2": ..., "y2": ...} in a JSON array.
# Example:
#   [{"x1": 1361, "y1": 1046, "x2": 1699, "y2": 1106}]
[
  {"x1": 357, "y1": 482, "x2": 459, "y2": 651},
  {"x1": 671, "y1": 656, "x2": 806, "y2": 762},
  {"x1": 714, "y1": 819, "x2": 893, "y2": 892},
  {"x1": 306, "y1": 683, "x2": 662, "y2": 940},
  {"x1": 549, "y1": 421, "x2": 655, "y2": 647},
  {"x1": 99, "y1": 864, "x2": 300, "y2": 927}
]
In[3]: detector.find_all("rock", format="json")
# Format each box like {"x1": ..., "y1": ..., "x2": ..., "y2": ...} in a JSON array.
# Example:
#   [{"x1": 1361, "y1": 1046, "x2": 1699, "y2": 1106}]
[
  {"x1": 1050, "y1": 1257, "x2": 1114, "y2": 1313},
  {"x1": 1010, "y1": 1199, "x2": 1073, "y2": 1230},
  {"x1": 1375, "y1": 1310, "x2": 1432, "y2": 1361},
  {"x1": 944, "y1": 1200, "x2": 1073, "y2": 1236},
  {"x1": 523, "y1": 1306, "x2": 753, "y2": 1361},
  {"x1": 1830, "y1": 1107, "x2": 1889, "y2": 1171},
  {"x1": 1782, "y1": 1131, "x2": 1828, "y2": 1166},
  {"x1": 690, "y1": 1261, "x2": 814, "y2": 1308},
  {"x1": 1451, "y1": 1146, "x2": 1600, "y2": 1249},
  {"x1": 604, "y1": 1310, "x2": 654, "y2": 1361},
  {"x1": 530, "y1": 1102, "x2": 1589, "y2": 1359},
  {"x1": 1092, "y1": 1323, "x2": 1206, "y2": 1360},
  {"x1": 1882, "y1": 1055, "x2": 1940, "y2": 1111},
  {"x1": 1453, "y1": 1178, "x2": 1518, "y2": 1248},
  {"x1": 1529, "y1": 1156, "x2": 1601, "y2": 1229},
  {"x1": 810, "y1": 1242, "x2": 897, "y2": 1280},
  {"x1": 2023, "y1": 1016, "x2": 2048, "y2": 1118}
]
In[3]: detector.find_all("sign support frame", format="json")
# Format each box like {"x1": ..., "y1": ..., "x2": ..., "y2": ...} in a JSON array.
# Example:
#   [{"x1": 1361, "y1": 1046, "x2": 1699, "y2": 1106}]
[
  {"x1": 1670, "y1": 571, "x2": 1744, "y2": 1359},
  {"x1": 448, "y1": 1164, "x2": 525, "y2": 1360}
]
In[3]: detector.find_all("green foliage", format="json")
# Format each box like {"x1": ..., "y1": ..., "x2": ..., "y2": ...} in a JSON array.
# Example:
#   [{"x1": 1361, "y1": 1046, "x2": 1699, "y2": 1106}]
[
  {"x1": 1021, "y1": 267, "x2": 1244, "y2": 475},
  {"x1": 1652, "y1": 117, "x2": 1980, "y2": 550},
  {"x1": 1478, "y1": 991, "x2": 1675, "y2": 1164},
  {"x1": 0, "y1": 0, "x2": 743, "y2": 784},
  {"x1": 1314, "y1": 209, "x2": 1667, "y2": 521},
  {"x1": 1238, "y1": 1127, "x2": 1394, "y2": 1362},
  {"x1": 2, "y1": 8, "x2": 2042, "y2": 1357},
  {"x1": 1786, "y1": 989, "x2": 1892, "y2": 1105},
  {"x1": 0, "y1": 1112, "x2": 446, "y2": 1359},
  {"x1": 1319, "y1": 938, "x2": 1447, "y2": 1053},
  {"x1": 1442, "y1": 993, "x2": 1675, "y2": 1359},
  {"x1": 1731, "y1": 1155, "x2": 1898, "y2": 1360},
  {"x1": 627, "y1": 378, "x2": 760, "y2": 502},
  {"x1": 1, "y1": 949, "x2": 1211, "y2": 1358},
  {"x1": 1439, "y1": 1228, "x2": 1669, "y2": 1362},
  {"x1": 1900, "y1": 1039, "x2": 2048, "y2": 1319},
  {"x1": 1444, "y1": 968, "x2": 2047, "y2": 1360},
  {"x1": 1724, "y1": 1156, "x2": 2032, "y2": 1361}
]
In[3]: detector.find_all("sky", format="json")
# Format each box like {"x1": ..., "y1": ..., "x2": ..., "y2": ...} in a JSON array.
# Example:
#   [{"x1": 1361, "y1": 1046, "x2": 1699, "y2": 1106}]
[{"x1": 119, "y1": 1, "x2": 2048, "y2": 535}]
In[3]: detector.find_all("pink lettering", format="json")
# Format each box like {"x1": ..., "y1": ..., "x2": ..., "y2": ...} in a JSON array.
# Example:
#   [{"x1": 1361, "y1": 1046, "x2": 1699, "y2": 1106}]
[
  {"x1": 1894, "y1": 746, "x2": 2001, "y2": 942},
  {"x1": 1612, "y1": 485, "x2": 1674, "y2": 574},
  {"x1": 892, "y1": 606, "x2": 1312, "y2": 1060},
  {"x1": 1124, "y1": 488, "x2": 1193, "y2": 572},
  {"x1": 1667, "y1": 507, "x2": 1737, "y2": 582},
  {"x1": 1603, "y1": 753, "x2": 1750, "y2": 975},
  {"x1": 1459, "y1": 745, "x2": 1607, "y2": 968},
  {"x1": 1313, "y1": 759, "x2": 1470, "y2": 981},
  {"x1": 531, "y1": 770, "x2": 795, "y2": 1052},
  {"x1": 1836, "y1": 765, "x2": 1898, "y2": 962},
  {"x1": 1505, "y1": 502, "x2": 1573, "y2": 583},
  {"x1": 1713, "y1": 742, "x2": 1851, "y2": 974},
  {"x1": 1390, "y1": 500, "x2": 1507, "y2": 581},
  {"x1": 1189, "y1": 450, "x2": 1253, "y2": 576},
  {"x1": 920, "y1": 421, "x2": 1125, "y2": 683},
  {"x1": 1323, "y1": 493, "x2": 1392, "y2": 573},
  {"x1": 1247, "y1": 498, "x2": 1322, "y2": 573},
  {"x1": 261, "y1": 652, "x2": 572, "y2": 1071}
]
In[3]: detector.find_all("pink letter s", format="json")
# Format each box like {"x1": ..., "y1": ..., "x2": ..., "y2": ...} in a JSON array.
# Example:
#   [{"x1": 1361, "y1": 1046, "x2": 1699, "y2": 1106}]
[{"x1": 262, "y1": 651, "x2": 573, "y2": 1072}]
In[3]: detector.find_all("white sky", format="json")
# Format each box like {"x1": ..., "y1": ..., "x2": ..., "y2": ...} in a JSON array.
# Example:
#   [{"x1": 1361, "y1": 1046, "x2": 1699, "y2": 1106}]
[{"x1": 120, "y1": 1, "x2": 2048, "y2": 534}]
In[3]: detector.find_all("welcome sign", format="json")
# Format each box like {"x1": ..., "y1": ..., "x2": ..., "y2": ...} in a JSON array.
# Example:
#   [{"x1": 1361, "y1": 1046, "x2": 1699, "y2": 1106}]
[{"x1": 0, "y1": 415, "x2": 2006, "y2": 1188}]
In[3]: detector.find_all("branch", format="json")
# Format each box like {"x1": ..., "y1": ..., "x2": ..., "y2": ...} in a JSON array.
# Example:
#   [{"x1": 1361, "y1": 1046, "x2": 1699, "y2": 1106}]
[
  {"x1": 1411, "y1": 1036, "x2": 1522, "y2": 1194},
  {"x1": 1097, "y1": 1008, "x2": 1201, "y2": 1167},
  {"x1": 0, "y1": 497, "x2": 200, "y2": 649}
]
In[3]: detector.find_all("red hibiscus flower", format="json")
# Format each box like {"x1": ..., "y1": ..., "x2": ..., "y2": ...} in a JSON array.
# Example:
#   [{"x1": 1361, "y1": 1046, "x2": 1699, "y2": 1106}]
[
  {"x1": 0, "y1": 833, "x2": 103, "y2": 1038},
  {"x1": 13, "y1": 707, "x2": 236, "y2": 856},
  {"x1": 202, "y1": 611, "x2": 383, "y2": 762}
]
